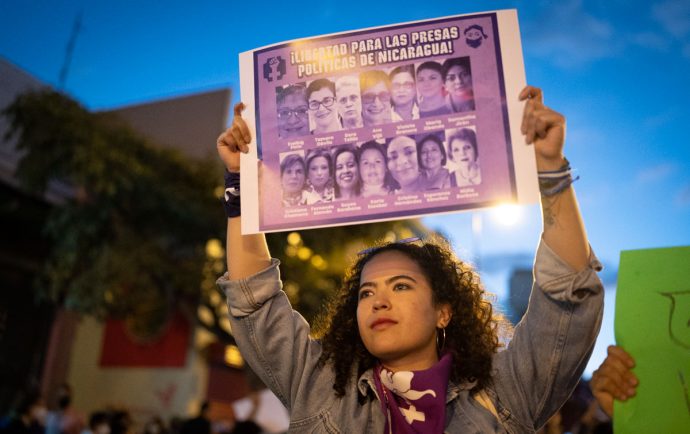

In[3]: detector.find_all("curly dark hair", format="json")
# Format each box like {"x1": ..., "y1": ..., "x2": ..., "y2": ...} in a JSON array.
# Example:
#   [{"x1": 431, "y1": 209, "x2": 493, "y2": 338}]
[{"x1": 319, "y1": 236, "x2": 507, "y2": 397}]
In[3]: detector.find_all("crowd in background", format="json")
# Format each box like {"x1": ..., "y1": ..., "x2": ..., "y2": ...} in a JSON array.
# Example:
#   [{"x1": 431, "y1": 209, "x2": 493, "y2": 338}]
[{"x1": 0, "y1": 384, "x2": 267, "y2": 434}]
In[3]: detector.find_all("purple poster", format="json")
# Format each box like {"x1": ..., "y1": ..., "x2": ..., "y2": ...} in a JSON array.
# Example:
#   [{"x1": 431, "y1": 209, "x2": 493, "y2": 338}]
[{"x1": 239, "y1": 9, "x2": 538, "y2": 234}]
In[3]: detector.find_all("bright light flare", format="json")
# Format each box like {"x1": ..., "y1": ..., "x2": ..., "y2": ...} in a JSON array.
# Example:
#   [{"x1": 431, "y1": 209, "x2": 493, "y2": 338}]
[{"x1": 490, "y1": 203, "x2": 523, "y2": 227}]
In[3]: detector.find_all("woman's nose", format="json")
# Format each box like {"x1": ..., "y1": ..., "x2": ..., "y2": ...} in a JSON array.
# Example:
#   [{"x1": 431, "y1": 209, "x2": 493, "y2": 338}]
[{"x1": 373, "y1": 296, "x2": 390, "y2": 310}]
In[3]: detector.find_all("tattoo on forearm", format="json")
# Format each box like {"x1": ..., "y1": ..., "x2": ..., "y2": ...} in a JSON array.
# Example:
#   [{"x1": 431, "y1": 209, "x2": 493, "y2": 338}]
[{"x1": 541, "y1": 192, "x2": 563, "y2": 228}]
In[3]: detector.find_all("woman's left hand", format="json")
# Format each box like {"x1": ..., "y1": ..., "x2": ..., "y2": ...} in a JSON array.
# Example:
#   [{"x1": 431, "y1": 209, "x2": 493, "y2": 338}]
[{"x1": 519, "y1": 86, "x2": 566, "y2": 171}]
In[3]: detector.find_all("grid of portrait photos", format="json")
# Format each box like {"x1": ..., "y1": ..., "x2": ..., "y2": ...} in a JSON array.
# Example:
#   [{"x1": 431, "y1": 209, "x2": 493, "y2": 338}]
[{"x1": 274, "y1": 58, "x2": 483, "y2": 208}]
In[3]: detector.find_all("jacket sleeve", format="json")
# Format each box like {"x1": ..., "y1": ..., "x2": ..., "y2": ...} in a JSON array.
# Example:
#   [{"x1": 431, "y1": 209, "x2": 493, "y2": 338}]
[
  {"x1": 492, "y1": 238, "x2": 604, "y2": 431},
  {"x1": 216, "y1": 259, "x2": 335, "y2": 420}
]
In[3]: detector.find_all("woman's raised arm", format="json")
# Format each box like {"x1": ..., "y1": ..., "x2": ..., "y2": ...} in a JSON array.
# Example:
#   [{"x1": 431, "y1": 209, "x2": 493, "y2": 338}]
[
  {"x1": 519, "y1": 85, "x2": 590, "y2": 271},
  {"x1": 217, "y1": 103, "x2": 271, "y2": 279}
]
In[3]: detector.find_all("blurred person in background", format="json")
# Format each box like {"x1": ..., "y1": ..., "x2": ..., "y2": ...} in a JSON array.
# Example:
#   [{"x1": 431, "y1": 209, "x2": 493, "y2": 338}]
[
  {"x1": 45, "y1": 384, "x2": 83, "y2": 434},
  {"x1": 1, "y1": 388, "x2": 45, "y2": 434}
]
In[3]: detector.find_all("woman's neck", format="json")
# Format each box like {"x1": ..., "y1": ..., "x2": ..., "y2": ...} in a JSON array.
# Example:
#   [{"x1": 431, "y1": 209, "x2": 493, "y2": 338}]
[
  {"x1": 342, "y1": 117, "x2": 362, "y2": 129},
  {"x1": 425, "y1": 167, "x2": 441, "y2": 178},
  {"x1": 316, "y1": 119, "x2": 340, "y2": 133},
  {"x1": 283, "y1": 191, "x2": 302, "y2": 205},
  {"x1": 450, "y1": 92, "x2": 473, "y2": 110},
  {"x1": 394, "y1": 101, "x2": 415, "y2": 120},
  {"x1": 361, "y1": 183, "x2": 385, "y2": 196},
  {"x1": 339, "y1": 188, "x2": 355, "y2": 199},
  {"x1": 380, "y1": 351, "x2": 439, "y2": 372}
]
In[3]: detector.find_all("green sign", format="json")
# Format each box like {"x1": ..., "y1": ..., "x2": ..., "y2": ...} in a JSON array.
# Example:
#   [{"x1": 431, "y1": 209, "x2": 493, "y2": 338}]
[{"x1": 615, "y1": 246, "x2": 690, "y2": 434}]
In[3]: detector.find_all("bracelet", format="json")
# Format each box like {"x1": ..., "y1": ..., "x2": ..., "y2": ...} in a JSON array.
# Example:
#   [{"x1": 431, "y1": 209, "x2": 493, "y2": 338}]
[
  {"x1": 537, "y1": 159, "x2": 579, "y2": 197},
  {"x1": 539, "y1": 175, "x2": 580, "y2": 196},
  {"x1": 223, "y1": 170, "x2": 241, "y2": 218}
]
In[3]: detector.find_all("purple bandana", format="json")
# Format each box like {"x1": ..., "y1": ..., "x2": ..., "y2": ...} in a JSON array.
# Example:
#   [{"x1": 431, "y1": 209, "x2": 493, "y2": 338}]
[{"x1": 374, "y1": 353, "x2": 453, "y2": 434}]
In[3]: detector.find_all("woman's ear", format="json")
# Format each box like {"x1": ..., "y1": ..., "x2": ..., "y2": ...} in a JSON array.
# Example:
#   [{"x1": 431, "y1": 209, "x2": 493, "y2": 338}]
[{"x1": 436, "y1": 303, "x2": 452, "y2": 328}]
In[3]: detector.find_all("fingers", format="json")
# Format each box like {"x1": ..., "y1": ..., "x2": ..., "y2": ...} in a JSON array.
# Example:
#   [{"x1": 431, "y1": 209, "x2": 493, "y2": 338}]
[
  {"x1": 234, "y1": 102, "x2": 245, "y2": 117},
  {"x1": 519, "y1": 85, "x2": 543, "y2": 103},
  {"x1": 216, "y1": 102, "x2": 252, "y2": 172},
  {"x1": 522, "y1": 105, "x2": 564, "y2": 145},
  {"x1": 591, "y1": 345, "x2": 639, "y2": 401},
  {"x1": 608, "y1": 345, "x2": 636, "y2": 368},
  {"x1": 233, "y1": 102, "x2": 251, "y2": 144},
  {"x1": 217, "y1": 102, "x2": 252, "y2": 154}
]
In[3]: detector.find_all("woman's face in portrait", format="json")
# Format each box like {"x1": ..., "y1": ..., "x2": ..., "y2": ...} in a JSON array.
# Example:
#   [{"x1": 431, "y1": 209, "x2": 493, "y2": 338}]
[
  {"x1": 308, "y1": 156, "x2": 330, "y2": 190},
  {"x1": 420, "y1": 139, "x2": 443, "y2": 171},
  {"x1": 444, "y1": 65, "x2": 473, "y2": 101},
  {"x1": 336, "y1": 83, "x2": 362, "y2": 124},
  {"x1": 359, "y1": 148, "x2": 386, "y2": 187},
  {"x1": 356, "y1": 250, "x2": 449, "y2": 367},
  {"x1": 416, "y1": 68, "x2": 444, "y2": 99},
  {"x1": 281, "y1": 160, "x2": 306, "y2": 195},
  {"x1": 450, "y1": 138, "x2": 476, "y2": 165},
  {"x1": 387, "y1": 136, "x2": 419, "y2": 187},
  {"x1": 335, "y1": 151, "x2": 359, "y2": 191},
  {"x1": 309, "y1": 87, "x2": 337, "y2": 130},
  {"x1": 361, "y1": 81, "x2": 392, "y2": 126},
  {"x1": 277, "y1": 93, "x2": 310, "y2": 138},
  {"x1": 391, "y1": 72, "x2": 416, "y2": 107}
]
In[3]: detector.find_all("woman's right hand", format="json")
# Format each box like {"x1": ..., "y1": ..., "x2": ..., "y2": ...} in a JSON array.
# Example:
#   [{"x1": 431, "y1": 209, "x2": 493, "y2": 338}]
[
  {"x1": 217, "y1": 102, "x2": 252, "y2": 172},
  {"x1": 591, "y1": 345, "x2": 639, "y2": 417}
]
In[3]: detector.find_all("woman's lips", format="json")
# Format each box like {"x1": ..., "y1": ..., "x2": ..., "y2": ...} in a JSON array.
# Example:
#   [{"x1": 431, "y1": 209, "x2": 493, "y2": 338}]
[{"x1": 370, "y1": 318, "x2": 398, "y2": 330}]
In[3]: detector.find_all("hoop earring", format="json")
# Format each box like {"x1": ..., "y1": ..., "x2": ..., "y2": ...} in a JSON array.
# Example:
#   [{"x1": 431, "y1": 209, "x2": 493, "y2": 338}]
[{"x1": 436, "y1": 327, "x2": 446, "y2": 353}]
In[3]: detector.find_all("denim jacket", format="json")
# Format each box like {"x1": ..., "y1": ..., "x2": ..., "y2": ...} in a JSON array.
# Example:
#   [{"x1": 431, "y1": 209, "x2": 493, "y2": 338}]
[{"x1": 217, "y1": 239, "x2": 603, "y2": 433}]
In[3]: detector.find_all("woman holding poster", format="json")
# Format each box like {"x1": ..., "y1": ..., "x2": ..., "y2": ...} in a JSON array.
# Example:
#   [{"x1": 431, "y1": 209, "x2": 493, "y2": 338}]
[{"x1": 216, "y1": 86, "x2": 603, "y2": 433}]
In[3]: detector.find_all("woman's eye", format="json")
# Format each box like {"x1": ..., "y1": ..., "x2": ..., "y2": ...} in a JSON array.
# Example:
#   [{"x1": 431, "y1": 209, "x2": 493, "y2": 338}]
[
  {"x1": 393, "y1": 283, "x2": 410, "y2": 291},
  {"x1": 358, "y1": 290, "x2": 372, "y2": 300}
]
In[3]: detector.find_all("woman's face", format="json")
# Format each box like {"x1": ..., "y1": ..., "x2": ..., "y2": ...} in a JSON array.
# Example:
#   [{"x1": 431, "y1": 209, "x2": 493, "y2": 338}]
[
  {"x1": 359, "y1": 148, "x2": 386, "y2": 187},
  {"x1": 361, "y1": 81, "x2": 392, "y2": 126},
  {"x1": 309, "y1": 87, "x2": 337, "y2": 130},
  {"x1": 277, "y1": 93, "x2": 309, "y2": 138},
  {"x1": 444, "y1": 65, "x2": 473, "y2": 102},
  {"x1": 450, "y1": 138, "x2": 476, "y2": 164},
  {"x1": 387, "y1": 136, "x2": 419, "y2": 187},
  {"x1": 357, "y1": 250, "x2": 449, "y2": 369},
  {"x1": 308, "y1": 155, "x2": 330, "y2": 190},
  {"x1": 391, "y1": 71, "x2": 416, "y2": 107},
  {"x1": 336, "y1": 82, "x2": 362, "y2": 124},
  {"x1": 281, "y1": 160, "x2": 306, "y2": 195},
  {"x1": 335, "y1": 151, "x2": 359, "y2": 191},
  {"x1": 416, "y1": 68, "x2": 444, "y2": 99},
  {"x1": 420, "y1": 140, "x2": 443, "y2": 171}
]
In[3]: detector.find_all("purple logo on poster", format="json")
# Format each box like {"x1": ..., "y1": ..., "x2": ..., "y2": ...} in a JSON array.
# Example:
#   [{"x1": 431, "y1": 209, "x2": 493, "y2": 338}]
[
  {"x1": 464, "y1": 24, "x2": 488, "y2": 48},
  {"x1": 263, "y1": 56, "x2": 286, "y2": 82}
]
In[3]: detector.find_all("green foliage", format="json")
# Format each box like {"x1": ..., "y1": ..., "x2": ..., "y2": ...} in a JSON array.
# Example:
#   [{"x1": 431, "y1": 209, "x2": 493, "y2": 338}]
[{"x1": 4, "y1": 90, "x2": 224, "y2": 338}]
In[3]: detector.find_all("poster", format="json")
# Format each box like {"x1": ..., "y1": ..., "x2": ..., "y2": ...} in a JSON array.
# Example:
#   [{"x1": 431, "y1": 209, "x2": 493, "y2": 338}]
[
  {"x1": 239, "y1": 9, "x2": 537, "y2": 234},
  {"x1": 614, "y1": 246, "x2": 690, "y2": 434}
]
